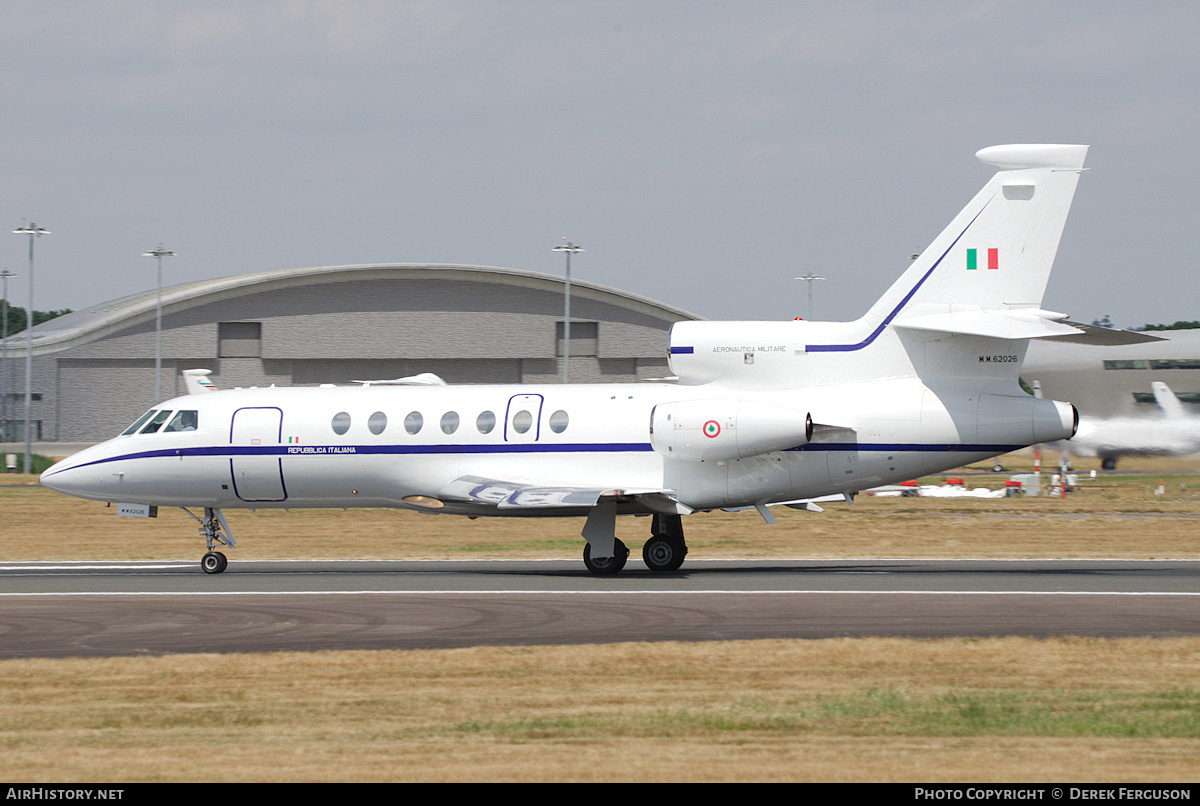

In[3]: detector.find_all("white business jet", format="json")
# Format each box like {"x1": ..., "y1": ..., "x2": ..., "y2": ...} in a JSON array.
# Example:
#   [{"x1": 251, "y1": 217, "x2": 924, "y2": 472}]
[
  {"x1": 44, "y1": 144, "x2": 1121, "y2": 575},
  {"x1": 1065, "y1": 381, "x2": 1200, "y2": 469}
]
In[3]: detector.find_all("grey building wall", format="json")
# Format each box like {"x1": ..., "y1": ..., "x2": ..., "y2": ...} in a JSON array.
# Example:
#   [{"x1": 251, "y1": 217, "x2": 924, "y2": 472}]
[
  {"x1": 1024, "y1": 334, "x2": 1200, "y2": 418},
  {"x1": 6, "y1": 267, "x2": 695, "y2": 442}
]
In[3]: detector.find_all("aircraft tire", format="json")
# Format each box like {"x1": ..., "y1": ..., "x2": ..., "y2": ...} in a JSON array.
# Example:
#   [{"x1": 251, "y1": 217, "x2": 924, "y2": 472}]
[
  {"x1": 583, "y1": 539, "x2": 628, "y2": 575},
  {"x1": 642, "y1": 535, "x2": 686, "y2": 573},
  {"x1": 201, "y1": 551, "x2": 228, "y2": 575}
]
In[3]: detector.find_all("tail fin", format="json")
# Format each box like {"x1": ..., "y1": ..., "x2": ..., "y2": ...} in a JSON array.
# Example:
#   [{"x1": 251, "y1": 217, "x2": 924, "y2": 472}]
[
  {"x1": 876, "y1": 144, "x2": 1088, "y2": 336},
  {"x1": 1151, "y1": 382, "x2": 1185, "y2": 419},
  {"x1": 182, "y1": 369, "x2": 217, "y2": 394}
]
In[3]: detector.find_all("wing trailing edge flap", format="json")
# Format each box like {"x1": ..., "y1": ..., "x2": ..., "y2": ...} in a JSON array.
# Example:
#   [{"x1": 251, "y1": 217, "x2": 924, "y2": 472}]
[
  {"x1": 894, "y1": 310, "x2": 1161, "y2": 345},
  {"x1": 439, "y1": 475, "x2": 689, "y2": 512},
  {"x1": 723, "y1": 492, "x2": 855, "y2": 520}
]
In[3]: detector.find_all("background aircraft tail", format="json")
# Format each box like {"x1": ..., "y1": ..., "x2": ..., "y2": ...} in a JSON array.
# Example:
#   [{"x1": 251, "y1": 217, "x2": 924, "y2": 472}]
[
  {"x1": 1152, "y1": 381, "x2": 1185, "y2": 419},
  {"x1": 182, "y1": 369, "x2": 217, "y2": 394}
]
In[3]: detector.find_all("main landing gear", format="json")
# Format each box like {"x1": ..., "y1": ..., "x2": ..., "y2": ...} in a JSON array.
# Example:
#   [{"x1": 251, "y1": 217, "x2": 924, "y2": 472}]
[
  {"x1": 183, "y1": 506, "x2": 237, "y2": 574},
  {"x1": 582, "y1": 513, "x2": 689, "y2": 576},
  {"x1": 642, "y1": 514, "x2": 688, "y2": 573},
  {"x1": 584, "y1": 539, "x2": 629, "y2": 575}
]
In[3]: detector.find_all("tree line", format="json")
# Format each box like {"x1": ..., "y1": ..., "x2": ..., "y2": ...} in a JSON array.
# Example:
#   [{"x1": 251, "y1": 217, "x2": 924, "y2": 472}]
[
  {"x1": 1139, "y1": 321, "x2": 1200, "y2": 332},
  {"x1": 1, "y1": 306, "x2": 72, "y2": 337}
]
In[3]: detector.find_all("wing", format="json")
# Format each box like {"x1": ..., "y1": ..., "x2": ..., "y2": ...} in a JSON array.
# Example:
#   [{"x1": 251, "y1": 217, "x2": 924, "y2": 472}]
[{"x1": 438, "y1": 475, "x2": 691, "y2": 513}]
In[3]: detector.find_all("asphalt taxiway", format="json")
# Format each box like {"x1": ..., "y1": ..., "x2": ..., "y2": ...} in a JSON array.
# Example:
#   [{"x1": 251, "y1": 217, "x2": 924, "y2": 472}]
[{"x1": 2, "y1": 558, "x2": 1198, "y2": 658}]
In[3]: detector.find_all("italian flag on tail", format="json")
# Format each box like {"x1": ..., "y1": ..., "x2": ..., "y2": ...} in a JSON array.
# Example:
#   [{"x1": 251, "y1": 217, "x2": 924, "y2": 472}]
[{"x1": 967, "y1": 247, "x2": 999, "y2": 270}]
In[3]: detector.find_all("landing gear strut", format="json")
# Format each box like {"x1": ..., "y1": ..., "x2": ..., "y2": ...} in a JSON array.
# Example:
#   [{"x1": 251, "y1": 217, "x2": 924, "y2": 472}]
[
  {"x1": 183, "y1": 507, "x2": 237, "y2": 574},
  {"x1": 643, "y1": 514, "x2": 688, "y2": 573},
  {"x1": 580, "y1": 504, "x2": 688, "y2": 575}
]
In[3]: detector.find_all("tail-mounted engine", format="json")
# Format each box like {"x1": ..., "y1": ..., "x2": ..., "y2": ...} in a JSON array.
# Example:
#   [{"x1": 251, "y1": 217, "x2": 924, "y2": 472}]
[{"x1": 650, "y1": 399, "x2": 813, "y2": 462}]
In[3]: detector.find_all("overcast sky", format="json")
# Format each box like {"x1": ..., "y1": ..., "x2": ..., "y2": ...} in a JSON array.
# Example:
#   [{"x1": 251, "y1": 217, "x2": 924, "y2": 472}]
[{"x1": 3, "y1": 1, "x2": 1197, "y2": 329}]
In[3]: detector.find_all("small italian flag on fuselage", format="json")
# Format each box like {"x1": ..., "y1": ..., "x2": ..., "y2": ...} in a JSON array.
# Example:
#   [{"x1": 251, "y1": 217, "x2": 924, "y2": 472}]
[{"x1": 967, "y1": 248, "x2": 999, "y2": 270}]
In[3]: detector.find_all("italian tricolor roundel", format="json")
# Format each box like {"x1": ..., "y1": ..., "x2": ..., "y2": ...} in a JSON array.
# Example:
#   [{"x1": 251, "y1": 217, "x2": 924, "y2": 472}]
[{"x1": 703, "y1": 420, "x2": 721, "y2": 438}]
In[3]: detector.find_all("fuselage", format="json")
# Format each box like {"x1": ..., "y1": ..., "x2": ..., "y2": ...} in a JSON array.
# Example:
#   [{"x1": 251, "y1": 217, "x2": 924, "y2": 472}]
[{"x1": 40, "y1": 376, "x2": 1074, "y2": 516}]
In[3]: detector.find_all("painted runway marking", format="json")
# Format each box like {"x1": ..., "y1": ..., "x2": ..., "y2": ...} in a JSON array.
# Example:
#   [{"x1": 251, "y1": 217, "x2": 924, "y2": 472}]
[{"x1": 1, "y1": 590, "x2": 1197, "y2": 597}]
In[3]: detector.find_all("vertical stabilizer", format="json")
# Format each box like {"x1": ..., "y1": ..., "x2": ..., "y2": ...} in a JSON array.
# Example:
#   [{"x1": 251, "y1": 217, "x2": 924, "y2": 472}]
[
  {"x1": 1151, "y1": 382, "x2": 1185, "y2": 419},
  {"x1": 871, "y1": 144, "x2": 1088, "y2": 326},
  {"x1": 183, "y1": 369, "x2": 217, "y2": 394}
]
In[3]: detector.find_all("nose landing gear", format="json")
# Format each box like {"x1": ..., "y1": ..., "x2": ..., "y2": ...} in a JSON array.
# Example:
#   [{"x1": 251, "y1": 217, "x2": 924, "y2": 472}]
[{"x1": 182, "y1": 507, "x2": 237, "y2": 574}]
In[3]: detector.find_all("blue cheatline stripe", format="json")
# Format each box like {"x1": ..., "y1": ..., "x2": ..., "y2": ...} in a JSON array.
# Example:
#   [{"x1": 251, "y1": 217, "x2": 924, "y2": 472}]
[
  {"x1": 44, "y1": 439, "x2": 1024, "y2": 477},
  {"x1": 805, "y1": 202, "x2": 991, "y2": 353},
  {"x1": 669, "y1": 346, "x2": 694, "y2": 354},
  {"x1": 789, "y1": 442, "x2": 1024, "y2": 454}
]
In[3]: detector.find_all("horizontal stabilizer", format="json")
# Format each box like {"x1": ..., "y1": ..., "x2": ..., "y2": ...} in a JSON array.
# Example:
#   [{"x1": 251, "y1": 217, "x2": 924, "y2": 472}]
[
  {"x1": 895, "y1": 310, "x2": 1162, "y2": 345},
  {"x1": 1035, "y1": 322, "x2": 1165, "y2": 346}
]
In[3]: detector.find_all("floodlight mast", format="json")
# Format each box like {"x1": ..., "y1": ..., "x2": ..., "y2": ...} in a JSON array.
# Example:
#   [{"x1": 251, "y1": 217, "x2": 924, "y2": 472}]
[
  {"x1": 12, "y1": 223, "x2": 49, "y2": 474},
  {"x1": 0, "y1": 268, "x2": 15, "y2": 443},
  {"x1": 794, "y1": 272, "x2": 825, "y2": 320},
  {"x1": 553, "y1": 240, "x2": 583, "y2": 383},
  {"x1": 142, "y1": 245, "x2": 176, "y2": 403}
]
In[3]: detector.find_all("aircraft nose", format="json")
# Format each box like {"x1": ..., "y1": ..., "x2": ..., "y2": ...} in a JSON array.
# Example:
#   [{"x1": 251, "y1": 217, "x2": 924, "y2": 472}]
[
  {"x1": 39, "y1": 451, "x2": 108, "y2": 500},
  {"x1": 40, "y1": 457, "x2": 83, "y2": 494}
]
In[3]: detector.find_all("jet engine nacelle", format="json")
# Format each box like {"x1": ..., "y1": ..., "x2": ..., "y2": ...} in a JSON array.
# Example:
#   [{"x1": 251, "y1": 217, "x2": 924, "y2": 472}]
[
  {"x1": 650, "y1": 399, "x2": 814, "y2": 462},
  {"x1": 1038, "y1": 399, "x2": 1079, "y2": 443}
]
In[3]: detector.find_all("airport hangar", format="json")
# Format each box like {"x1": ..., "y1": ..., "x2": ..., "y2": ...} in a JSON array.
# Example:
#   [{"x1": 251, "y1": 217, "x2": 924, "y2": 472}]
[
  {"x1": 1024, "y1": 330, "x2": 1200, "y2": 418},
  {"x1": 6, "y1": 263, "x2": 701, "y2": 443}
]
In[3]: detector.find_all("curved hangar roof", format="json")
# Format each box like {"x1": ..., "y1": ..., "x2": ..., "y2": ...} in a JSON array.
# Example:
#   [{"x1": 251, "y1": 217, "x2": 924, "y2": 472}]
[{"x1": 25, "y1": 263, "x2": 703, "y2": 353}]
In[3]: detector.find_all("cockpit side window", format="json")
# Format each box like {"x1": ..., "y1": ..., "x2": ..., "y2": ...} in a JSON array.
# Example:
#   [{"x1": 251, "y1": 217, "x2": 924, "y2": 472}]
[
  {"x1": 140, "y1": 410, "x2": 174, "y2": 434},
  {"x1": 122, "y1": 410, "x2": 158, "y2": 436},
  {"x1": 163, "y1": 410, "x2": 199, "y2": 432}
]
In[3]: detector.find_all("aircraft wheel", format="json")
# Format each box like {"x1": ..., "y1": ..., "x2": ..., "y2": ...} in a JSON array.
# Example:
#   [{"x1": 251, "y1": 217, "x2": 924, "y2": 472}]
[
  {"x1": 1101, "y1": 457, "x2": 1117, "y2": 471},
  {"x1": 643, "y1": 535, "x2": 686, "y2": 573},
  {"x1": 583, "y1": 539, "x2": 628, "y2": 575},
  {"x1": 201, "y1": 551, "x2": 228, "y2": 575}
]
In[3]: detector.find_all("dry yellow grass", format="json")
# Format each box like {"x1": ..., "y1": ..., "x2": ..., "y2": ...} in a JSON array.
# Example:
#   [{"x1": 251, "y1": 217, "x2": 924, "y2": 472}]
[{"x1": 1, "y1": 638, "x2": 1197, "y2": 782}]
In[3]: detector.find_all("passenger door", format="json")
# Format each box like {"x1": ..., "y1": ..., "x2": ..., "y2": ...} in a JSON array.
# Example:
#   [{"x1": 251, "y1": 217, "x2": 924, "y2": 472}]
[{"x1": 229, "y1": 406, "x2": 287, "y2": 502}]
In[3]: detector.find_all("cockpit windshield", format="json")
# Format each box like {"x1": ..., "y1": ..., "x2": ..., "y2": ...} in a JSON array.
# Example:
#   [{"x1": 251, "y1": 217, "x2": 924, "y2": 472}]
[
  {"x1": 163, "y1": 410, "x2": 198, "y2": 432},
  {"x1": 139, "y1": 410, "x2": 174, "y2": 434},
  {"x1": 120, "y1": 409, "x2": 201, "y2": 435},
  {"x1": 121, "y1": 410, "x2": 158, "y2": 436}
]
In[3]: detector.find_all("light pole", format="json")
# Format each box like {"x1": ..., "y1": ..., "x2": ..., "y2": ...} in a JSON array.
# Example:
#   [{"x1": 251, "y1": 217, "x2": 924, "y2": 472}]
[
  {"x1": 143, "y1": 244, "x2": 176, "y2": 403},
  {"x1": 794, "y1": 272, "x2": 825, "y2": 320},
  {"x1": 13, "y1": 223, "x2": 48, "y2": 474},
  {"x1": 553, "y1": 240, "x2": 583, "y2": 383},
  {"x1": 0, "y1": 268, "x2": 14, "y2": 443}
]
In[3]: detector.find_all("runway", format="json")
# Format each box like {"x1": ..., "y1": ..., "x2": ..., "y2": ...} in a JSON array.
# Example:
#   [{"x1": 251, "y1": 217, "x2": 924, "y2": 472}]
[{"x1": 2, "y1": 558, "x2": 1199, "y2": 658}]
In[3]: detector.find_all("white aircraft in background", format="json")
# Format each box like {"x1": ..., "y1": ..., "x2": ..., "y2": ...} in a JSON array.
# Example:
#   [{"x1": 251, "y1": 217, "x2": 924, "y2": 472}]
[
  {"x1": 1064, "y1": 381, "x2": 1200, "y2": 469},
  {"x1": 44, "y1": 144, "x2": 1136, "y2": 575}
]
